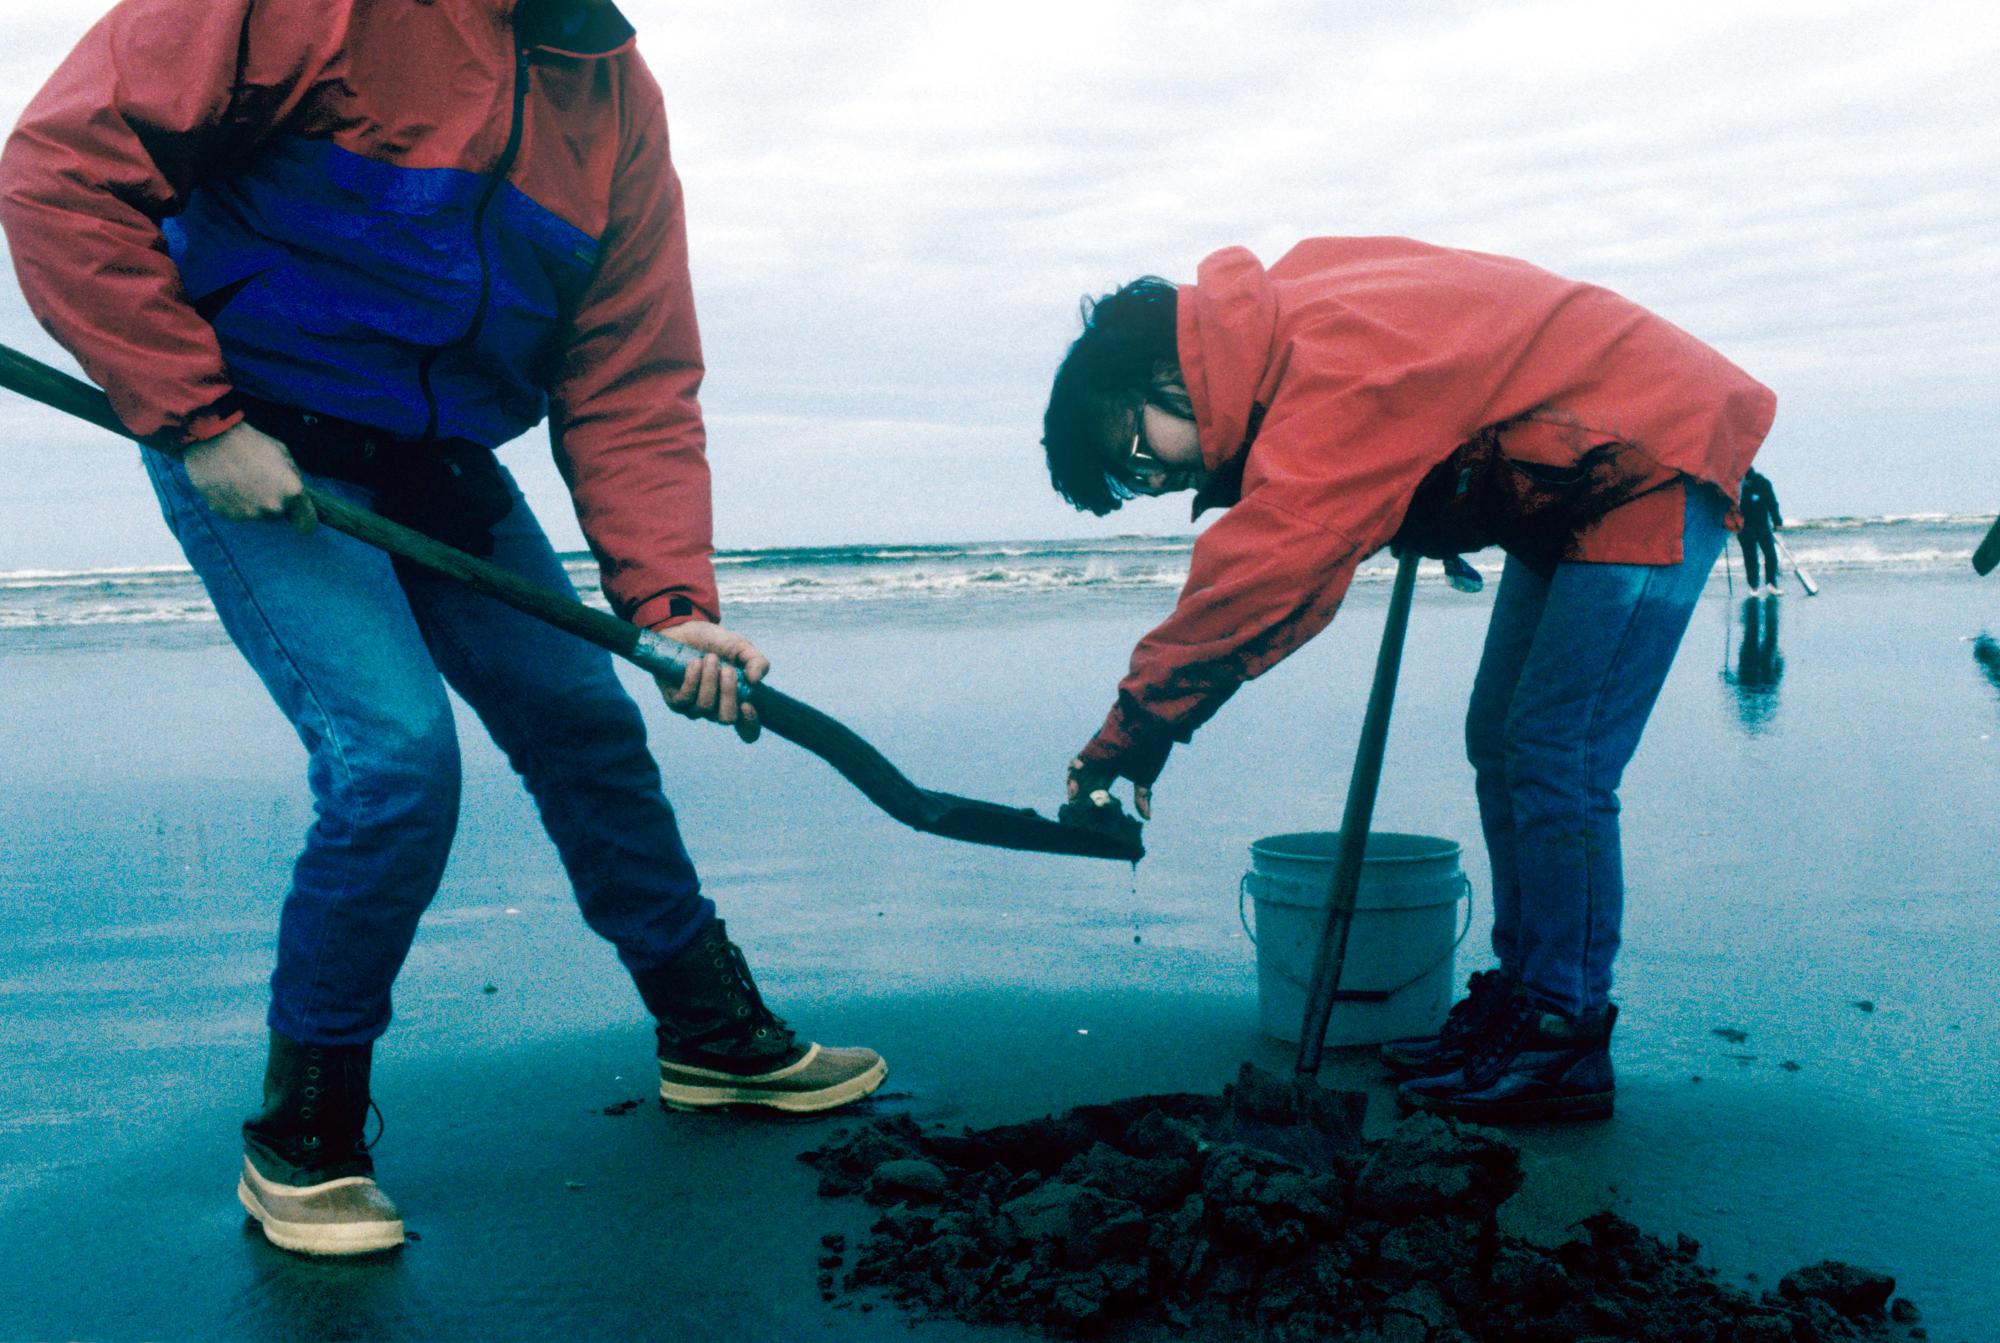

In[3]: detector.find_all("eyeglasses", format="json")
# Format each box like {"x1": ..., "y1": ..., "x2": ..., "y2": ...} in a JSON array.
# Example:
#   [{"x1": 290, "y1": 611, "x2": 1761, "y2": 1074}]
[
  {"x1": 1124, "y1": 421, "x2": 1171, "y2": 476},
  {"x1": 1112, "y1": 404, "x2": 1186, "y2": 497}
]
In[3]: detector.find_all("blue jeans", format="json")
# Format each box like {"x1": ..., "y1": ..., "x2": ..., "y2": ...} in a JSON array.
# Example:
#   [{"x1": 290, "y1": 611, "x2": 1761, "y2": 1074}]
[
  {"x1": 145, "y1": 452, "x2": 714, "y2": 1045},
  {"x1": 1464, "y1": 484, "x2": 1727, "y2": 1018}
]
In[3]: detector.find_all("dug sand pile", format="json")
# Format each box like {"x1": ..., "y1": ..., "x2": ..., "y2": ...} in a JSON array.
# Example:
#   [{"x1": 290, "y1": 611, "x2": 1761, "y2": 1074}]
[{"x1": 800, "y1": 1066, "x2": 1919, "y2": 1342}]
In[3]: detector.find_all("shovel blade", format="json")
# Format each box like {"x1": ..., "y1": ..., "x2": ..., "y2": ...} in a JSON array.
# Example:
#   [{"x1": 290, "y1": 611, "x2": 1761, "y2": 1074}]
[
  {"x1": 916, "y1": 790, "x2": 1144, "y2": 862},
  {"x1": 1976, "y1": 513, "x2": 2000, "y2": 576},
  {"x1": 1218, "y1": 1062, "x2": 1368, "y2": 1170}
]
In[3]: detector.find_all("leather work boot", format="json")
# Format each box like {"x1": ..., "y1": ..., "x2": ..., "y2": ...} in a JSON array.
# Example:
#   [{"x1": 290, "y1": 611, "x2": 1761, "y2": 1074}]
[
  {"x1": 238, "y1": 1031, "x2": 405, "y2": 1255},
  {"x1": 634, "y1": 919, "x2": 887, "y2": 1114},
  {"x1": 1396, "y1": 993, "x2": 1617, "y2": 1123},
  {"x1": 1378, "y1": 968, "x2": 1514, "y2": 1077}
]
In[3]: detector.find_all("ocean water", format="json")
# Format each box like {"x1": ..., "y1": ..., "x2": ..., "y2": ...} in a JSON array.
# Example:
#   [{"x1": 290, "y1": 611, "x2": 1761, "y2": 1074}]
[
  {"x1": 1, "y1": 513, "x2": 1991, "y2": 639},
  {"x1": 1, "y1": 524, "x2": 1997, "y2": 1339}
]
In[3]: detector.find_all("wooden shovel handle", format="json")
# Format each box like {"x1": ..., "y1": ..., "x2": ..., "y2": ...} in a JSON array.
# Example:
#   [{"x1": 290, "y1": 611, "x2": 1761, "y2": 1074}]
[{"x1": 1295, "y1": 547, "x2": 1422, "y2": 1079}]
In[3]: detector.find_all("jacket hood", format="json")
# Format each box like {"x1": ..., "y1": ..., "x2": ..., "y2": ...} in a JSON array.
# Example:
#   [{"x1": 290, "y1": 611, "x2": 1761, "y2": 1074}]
[
  {"x1": 1178, "y1": 246, "x2": 1280, "y2": 473},
  {"x1": 516, "y1": 0, "x2": 636, "y2": 57}
]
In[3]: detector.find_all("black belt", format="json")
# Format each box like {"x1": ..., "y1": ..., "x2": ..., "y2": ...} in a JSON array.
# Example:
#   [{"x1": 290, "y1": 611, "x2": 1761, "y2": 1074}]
[{"x1": 238, "y1": 398, "x2": 513, "y2": 556}]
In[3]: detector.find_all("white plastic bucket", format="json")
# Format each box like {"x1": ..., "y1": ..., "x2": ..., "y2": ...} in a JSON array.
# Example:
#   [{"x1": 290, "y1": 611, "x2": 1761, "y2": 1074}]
[{"x1": 1240, "y1": 831, "x2": 1472, "y2": 1047}]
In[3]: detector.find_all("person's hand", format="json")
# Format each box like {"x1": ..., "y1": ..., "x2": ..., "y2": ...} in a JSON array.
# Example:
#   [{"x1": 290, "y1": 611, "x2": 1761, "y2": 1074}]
[
  {"x1": 181, "y1": 421, "x2": 317, "y2": 535},
  {"x1": 655, "y1": 620, "x2": 769, "y2": 743},
  {"x1": 1065, "y1": 757, "x2": 1152, "y2": 821}
]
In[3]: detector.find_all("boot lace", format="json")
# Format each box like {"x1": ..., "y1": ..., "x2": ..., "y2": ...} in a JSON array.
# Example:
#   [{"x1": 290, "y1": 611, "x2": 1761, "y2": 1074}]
[
  {"x1": 1438, "y1": 970, "x2": 1507, "y2": 1045},
  {"x1": 1461, "y1": 996, "x2": 1540, "y2": 1085},
  {"x1": 721, "y1": 940, "x2": 793, "y2": 1046},
  {"x1": 281, "y1": 1049, "x2": 382, "y2": 1164}
]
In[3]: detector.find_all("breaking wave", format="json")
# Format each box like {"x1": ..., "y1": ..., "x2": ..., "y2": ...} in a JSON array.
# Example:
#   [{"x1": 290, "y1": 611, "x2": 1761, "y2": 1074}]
[{"x1": 1, "y1": 515, "x2": 1989, "y2": 634}]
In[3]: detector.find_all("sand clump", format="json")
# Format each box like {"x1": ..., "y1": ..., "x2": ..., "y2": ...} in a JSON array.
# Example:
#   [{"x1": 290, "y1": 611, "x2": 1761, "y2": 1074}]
[{"x1": 799, "y1": 1066, "x2": 1919, "y2": 1342}]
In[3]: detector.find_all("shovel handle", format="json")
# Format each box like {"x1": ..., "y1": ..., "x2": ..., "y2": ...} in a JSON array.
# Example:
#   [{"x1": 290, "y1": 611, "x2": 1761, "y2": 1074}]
[
  {"x1": 0, "y1": 343, "x2": 704, "y2": 688},
  {"x1": 1295, "y1": 547, "x2": 1422, "y2": 1080},
  {"x1": 1771, "y1": 532, "x2": 1819, "y2": 597},
  {"x1": 0, "y1": 337, "x2": 1149, "y2": 860},
  {"x1": 302, "y1": 486, "x2": 714, "y2": 690}
]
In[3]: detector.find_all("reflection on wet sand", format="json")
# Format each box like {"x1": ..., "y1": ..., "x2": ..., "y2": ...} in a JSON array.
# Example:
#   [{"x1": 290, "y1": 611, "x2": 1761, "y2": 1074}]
[
  {"x1": 1722, "y1": 596, "x2": 1783, "y2": 733},
  {"x1": 1972, "y1": 634, "x2": 2000, "y2": 702}
]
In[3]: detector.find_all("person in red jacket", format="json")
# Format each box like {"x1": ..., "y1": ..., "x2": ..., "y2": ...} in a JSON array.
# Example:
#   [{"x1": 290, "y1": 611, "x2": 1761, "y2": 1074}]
[
  {"x1": 1045, "y1": 239, "x2": 1775, "y2": 1123},
  {"x1": 0, "y1": 0, "x2": 885, "y2": 1256}
]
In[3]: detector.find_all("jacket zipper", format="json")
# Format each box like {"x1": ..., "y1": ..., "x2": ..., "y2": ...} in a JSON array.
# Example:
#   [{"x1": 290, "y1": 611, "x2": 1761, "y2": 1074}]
[{"x1": 416, "y1": 46, "x2": 532, "y2": 442}]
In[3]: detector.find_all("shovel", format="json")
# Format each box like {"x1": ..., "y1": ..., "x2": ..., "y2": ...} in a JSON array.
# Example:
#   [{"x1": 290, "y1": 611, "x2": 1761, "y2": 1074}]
[
  {"x1": 1974, "y1": 513, "x2": 2000, "y2": 577},
  {"x1": 1223, "y1": 546, "x2": 1421, "y2": 1167},
  {"x1": 1295, "y1": 546, "x2": 1423, "y2": 1080},
  {"x1": 0, "y1": 341, "x2": 1142, "y2": 863},
  {"x1": 1772, "y1": 533, "x2": 1818, "y2": 596}
]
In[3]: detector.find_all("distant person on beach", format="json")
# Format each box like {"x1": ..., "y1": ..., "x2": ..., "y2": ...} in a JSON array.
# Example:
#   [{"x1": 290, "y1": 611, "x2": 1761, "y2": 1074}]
[
  {"x1": 1738, "y1": 467, "x2": 1784, "y2": 596},
  {"x1": 0, "y1": 0, "x2": 884, "y2": 1257},
  {"x1": 1042, "y1": 238, "x2": 1775, "y2": 1123}
]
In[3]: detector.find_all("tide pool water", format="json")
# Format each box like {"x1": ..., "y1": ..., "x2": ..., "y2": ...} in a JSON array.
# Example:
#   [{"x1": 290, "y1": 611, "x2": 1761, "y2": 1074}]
[{"x1": 1, "y1": 559, "x2": 1995, "y2": 1339}]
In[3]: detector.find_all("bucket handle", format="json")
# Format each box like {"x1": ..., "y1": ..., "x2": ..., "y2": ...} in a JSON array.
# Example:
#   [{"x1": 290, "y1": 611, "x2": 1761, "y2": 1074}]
[{"x1": 1239, "y1": 872, "x2": 1475, "y2": 1003}]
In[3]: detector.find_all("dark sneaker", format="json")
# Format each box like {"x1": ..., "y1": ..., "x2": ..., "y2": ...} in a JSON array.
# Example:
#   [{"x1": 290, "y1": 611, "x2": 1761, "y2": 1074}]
[
  {"x1": 1396, "y1": 995, "x2": 1617, "y2": 1123},
  {"x1": 238, "y1": 1032, "x2": 405, "y2": 1256},
  {"x1": 1379, "y1": 968, "x2": 1514, "y2": 1077},
  {"x1": 634, "y1": 919, "x2": 886, "y2": 1114}
]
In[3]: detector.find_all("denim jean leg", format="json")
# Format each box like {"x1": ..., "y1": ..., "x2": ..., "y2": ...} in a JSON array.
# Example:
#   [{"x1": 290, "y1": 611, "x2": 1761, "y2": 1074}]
[
  {"x1": 1464, "y1": 554, "x2": 1551, "y2": 979},
  {"x1": 394, "y1": 470, "x2": 715, "y2": 976},
  {"x1": 1502, "y1": 487, "x2": 1728, "y2": 1016},
  {"x1": 141, "y1": 452, "x2": 462, "y2": 1045}
]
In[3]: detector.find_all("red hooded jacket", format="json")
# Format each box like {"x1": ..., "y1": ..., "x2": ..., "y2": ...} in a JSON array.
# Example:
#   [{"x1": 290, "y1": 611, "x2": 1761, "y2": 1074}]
[
  {"x1": 1079, "y1": 238, "x2": 1778, "y2": 784},
  {"x1": 0, "y1": 0, "x2": 717, "y2": 630}
]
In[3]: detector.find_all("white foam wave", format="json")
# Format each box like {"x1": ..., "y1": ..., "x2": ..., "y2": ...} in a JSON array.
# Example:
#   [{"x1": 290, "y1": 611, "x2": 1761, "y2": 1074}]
[
  {"x1": 1782, "y1": 544, "x2": 1968, "y2": 570},
  {"x1": 0, "y1": 603, "x2": 220, "y2": 629},
  {"x1": 0, "y1": 514, "x2": 1987, "y2": 634},
  {"x1": 1785, "y1": 513, "x2": 1992, "y2": 531},
  {"x1": 0, "y1": 566, "x2": 196, "y2": 591},
  {"x1": 717, "y1": 563, "x2": 1196, "y2": 604}
]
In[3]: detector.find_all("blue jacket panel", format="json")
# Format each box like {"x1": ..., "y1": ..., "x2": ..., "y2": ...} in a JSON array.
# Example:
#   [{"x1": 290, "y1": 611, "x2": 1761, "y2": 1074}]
[{"x1": 164, "y1": 135, "x2": 599, "y2": 444}]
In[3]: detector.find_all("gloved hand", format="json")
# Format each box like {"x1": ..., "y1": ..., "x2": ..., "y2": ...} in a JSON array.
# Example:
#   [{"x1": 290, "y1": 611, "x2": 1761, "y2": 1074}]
[
  {"x1": 1064, "y1": 757, "x2": 1152, "y2": 821},
  {"x1": 182, "y1": 421, "x2": 318, "y2": 535}
]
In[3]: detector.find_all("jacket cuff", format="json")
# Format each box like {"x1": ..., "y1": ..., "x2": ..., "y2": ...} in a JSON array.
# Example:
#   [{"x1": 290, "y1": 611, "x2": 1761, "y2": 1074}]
[
  {"x1": 632, "y1": 591, "x2": 717, "y2": 631},
  {"x1": 1078, "y1": 707, "x2": 1176, "y2": 788},
  {"x1": 168, "y1": 392, "x2": 247, "y2": 452}
]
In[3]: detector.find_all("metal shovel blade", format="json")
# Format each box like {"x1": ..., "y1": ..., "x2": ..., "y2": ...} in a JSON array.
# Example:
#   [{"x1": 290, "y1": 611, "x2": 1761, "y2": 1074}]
[
  {"x1": 1975, "y1": 513, "x2": 2000, "y2": 577},
  {"x1": 741, "y1": 681, "x2": 1142, "y2": 862}
]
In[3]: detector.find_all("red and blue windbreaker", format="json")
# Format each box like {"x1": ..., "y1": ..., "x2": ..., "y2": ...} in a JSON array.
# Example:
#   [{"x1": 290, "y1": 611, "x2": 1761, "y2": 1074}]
[{"x1": 0, "y1": 0, "x2": 718, "y2": 629}]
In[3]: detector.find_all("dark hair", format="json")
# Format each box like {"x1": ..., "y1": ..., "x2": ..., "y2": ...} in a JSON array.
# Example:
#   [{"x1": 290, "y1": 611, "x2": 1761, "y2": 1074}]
[{"x1": 1042, "y1": 276, "x2": 1182, "y2": 515}]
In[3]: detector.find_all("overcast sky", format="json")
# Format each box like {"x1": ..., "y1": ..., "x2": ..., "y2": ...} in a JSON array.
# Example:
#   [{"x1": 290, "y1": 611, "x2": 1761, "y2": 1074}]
[{"x1": 1, "y1": 0, "x2": 1995, "y2": 570}]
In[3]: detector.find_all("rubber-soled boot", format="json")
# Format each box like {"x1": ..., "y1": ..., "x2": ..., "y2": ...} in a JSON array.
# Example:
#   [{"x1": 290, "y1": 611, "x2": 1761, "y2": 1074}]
[
  {"x1": 634, "y1": 918, "x2": 887, "y2": 1114},
  {"x1": 1396, "y1": 994, "x2": 1617, "y2": 1123},
  {"x1": 1378, "y1": 968, "x2": 1514, "y2": 1077},
  {"x1": 238, "y1": 1030, "x2": 405, "y2": 1255}
]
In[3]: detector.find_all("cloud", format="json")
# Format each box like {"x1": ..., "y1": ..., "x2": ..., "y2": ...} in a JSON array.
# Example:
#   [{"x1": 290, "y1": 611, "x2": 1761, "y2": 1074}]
[{"x1": 0, "y1": 0, "x2": 1995, "y2": 565}]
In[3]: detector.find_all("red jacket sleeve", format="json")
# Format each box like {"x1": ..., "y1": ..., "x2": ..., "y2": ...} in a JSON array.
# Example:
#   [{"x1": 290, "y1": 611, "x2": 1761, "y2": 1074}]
[
  {"x1": 0, "y1": 0, "x2": 348, "y2": 445},
  {"x1": 1079, "y1": 393, "x2": 1452, "y2": 785},
  {"x1": 545, "y1": 74, "x2": 718, "y2": 632}
]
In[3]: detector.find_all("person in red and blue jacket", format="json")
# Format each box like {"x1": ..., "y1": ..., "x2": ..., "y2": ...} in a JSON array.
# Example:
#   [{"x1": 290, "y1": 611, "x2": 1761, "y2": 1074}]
[
  {"x1": 1043, "y1": 239, "x2": 1776, "y2": 1124},
  {"x1": 0, "y1": 0, "x2": 885, "y2": 1256}
]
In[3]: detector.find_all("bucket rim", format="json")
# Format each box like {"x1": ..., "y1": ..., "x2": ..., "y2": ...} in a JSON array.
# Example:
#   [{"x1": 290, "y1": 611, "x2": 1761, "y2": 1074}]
[{"x1": 1247, "y1": 830, "x2": 1462, "y2": 865}]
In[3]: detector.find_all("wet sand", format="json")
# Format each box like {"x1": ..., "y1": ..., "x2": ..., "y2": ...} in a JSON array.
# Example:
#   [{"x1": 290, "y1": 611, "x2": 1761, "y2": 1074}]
[{"x1": 2, "y1": 569, "x2": 1996, "y2": 1340}]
